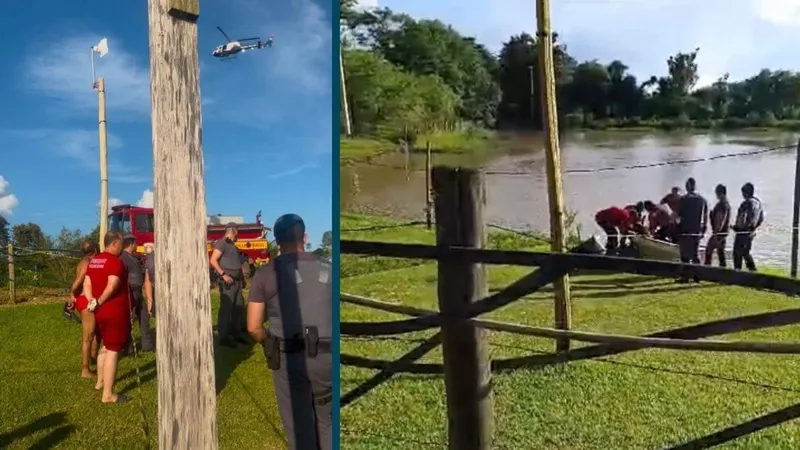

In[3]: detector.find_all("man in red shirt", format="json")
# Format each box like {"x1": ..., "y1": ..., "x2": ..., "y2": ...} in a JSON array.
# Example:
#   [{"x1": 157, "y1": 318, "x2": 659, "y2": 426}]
[
  {"x1": 83, "y1": 231, "x2": 131, "y2": 404},
  {"x1": 595, "y1": 206, "x2": 637, "y2": 254},
  {"x1": 644, "y1": 200, "x2": 676, "y2": 242}
]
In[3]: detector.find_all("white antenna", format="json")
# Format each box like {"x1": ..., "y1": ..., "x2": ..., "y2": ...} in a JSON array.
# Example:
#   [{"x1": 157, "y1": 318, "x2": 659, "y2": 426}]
[{"x1": 90, "y1": 38, "x2": 109, "y2": 90}]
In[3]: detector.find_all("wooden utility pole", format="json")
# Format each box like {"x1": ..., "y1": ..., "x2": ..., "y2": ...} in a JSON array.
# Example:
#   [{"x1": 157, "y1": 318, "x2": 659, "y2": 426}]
[
  {"x1": 96, "y1": 77, "x2": 109, "y2": 251},
  {"x1": 340, "y1": 45, "x2": 352, "y2": 136},
  {"x1": 147, "y1": 0, "x2": 218, "y2": 448},
  {"x1": 6, "y1": 243, "x2": 14, "y2": 304},
  {"x1": 425, "y1": 142, "x2": 433, "y2": 229},
  {"x1": 528, "y1": 65, "x2": 535, "y2": 122},
  {"x1": 433, "y1": 166, "x2": 493, "y2": 449},
  {"x1": 791, "y1": 139, "x2": 800, "y2": 277},
  {"x1": 536, "y1": 0, "x2": 572, "y2": 353}
]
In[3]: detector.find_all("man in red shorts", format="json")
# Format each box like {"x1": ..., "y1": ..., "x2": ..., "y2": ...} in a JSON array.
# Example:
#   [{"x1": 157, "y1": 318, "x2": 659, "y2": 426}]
[
  {"x1": 83, "y1": 231, "x2": 130, "y2": 404},
  {"x1": 68, "y1": 239, "x2": 101, "y2": 378}
]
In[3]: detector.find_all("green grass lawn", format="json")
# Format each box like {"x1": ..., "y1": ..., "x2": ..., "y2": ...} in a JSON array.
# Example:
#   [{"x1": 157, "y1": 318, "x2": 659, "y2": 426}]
[
  {"x1": 340, "y1": 213, "x2": 800, "y2": 449},
  {"x1": 0, "y1": 293, "x2": 287, "y2": 450},
  {"x1": 340, "y1": 130, "x2": 496, "y2": 162}
]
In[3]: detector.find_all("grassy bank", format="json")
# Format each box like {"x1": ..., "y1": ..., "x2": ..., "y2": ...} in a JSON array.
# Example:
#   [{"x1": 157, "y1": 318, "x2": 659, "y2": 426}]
[
  {"x1": 340, "y1": 213, "x2": 800, "y2": 449},
  {"x1": 563, "y1": 116, "x2": 800, "y2": 132},
  {"x1": 0, "y1": 293, "x2": 286, "y2": 449},
  {"x1": 341, "y1": 129, "x2": 496, "y2": 162}
]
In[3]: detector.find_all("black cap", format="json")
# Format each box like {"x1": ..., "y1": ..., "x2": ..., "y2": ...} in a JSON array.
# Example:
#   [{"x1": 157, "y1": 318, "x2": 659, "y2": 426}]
[
  {"x1": 124, "y1": 234, "x2": 136, "y2": 241},
  {"x1": 225, "y1": 222, "x2": 238, "y2": 230},
  {"x1": 273, "y1": 214, "x2": 305, "y2": 243}
]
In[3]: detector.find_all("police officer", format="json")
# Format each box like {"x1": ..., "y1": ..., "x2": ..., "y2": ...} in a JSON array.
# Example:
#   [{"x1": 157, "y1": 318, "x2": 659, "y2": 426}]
[
  {"x1": 247, "y1": 214, "x2": 332, "y2": 450},
  {"x1": 209, "y1": 223, "x2": 249, "y2": 347},
  {"x1": 120, "y1": 234, "x2": 154, "y2": 351}
]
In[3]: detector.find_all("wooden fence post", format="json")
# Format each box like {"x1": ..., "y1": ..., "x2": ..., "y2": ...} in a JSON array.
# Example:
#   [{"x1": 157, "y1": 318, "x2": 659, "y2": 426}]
[
  {"x1": 425, "y1": 141, "x2": 433, "y2": 229},
  {"x1": 7, "y1": 243, "x2": 14, "y2": 304},
  {"x1": 433, "y1": 166, "x2": 493, "y2": 450},
  {"x1": 791, "y1": 139, "x2": 800, "y2": 278},
  {"x1": 147, "y1": 0, "x2": 218, "y2": 448}
]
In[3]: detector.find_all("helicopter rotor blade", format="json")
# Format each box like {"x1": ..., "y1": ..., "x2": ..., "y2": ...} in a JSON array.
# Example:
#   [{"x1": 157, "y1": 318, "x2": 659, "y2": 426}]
[
  {"x1": 217, "y1": 26, "x2": 232, "y2": 42},
  {"x1": 237, "y1": 37, "x2": 261, "y2": 42}
]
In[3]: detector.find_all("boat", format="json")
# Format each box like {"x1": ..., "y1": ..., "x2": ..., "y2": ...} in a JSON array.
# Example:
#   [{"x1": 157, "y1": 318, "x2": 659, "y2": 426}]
[{"x1": 629, "y1": 235, "x2": 680, "y2": 262}]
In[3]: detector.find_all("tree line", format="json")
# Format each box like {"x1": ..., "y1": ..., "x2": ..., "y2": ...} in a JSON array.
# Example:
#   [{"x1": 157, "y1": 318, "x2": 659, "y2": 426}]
[
  {"x1": 0, "y1": 217, "x2": 332, "y2": 259},
  {"x1": 341, "y1": 1, "x2": 800, "y2": 138}
]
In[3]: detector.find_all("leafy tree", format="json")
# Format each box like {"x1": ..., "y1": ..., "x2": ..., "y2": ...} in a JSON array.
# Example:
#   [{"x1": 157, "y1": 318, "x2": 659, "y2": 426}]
[
  {"x1": 0, "y1": 216, "x2": 9, "y2": 250},
  {"x1": 12, "y1": 223, "x2": 50, "y2": 250},
  {"x1": 54, "y1": 227, "x2": 85, "y2": 251},
  {"x1": 312, "y1": 231, "x2": 332, "y2": 258}
]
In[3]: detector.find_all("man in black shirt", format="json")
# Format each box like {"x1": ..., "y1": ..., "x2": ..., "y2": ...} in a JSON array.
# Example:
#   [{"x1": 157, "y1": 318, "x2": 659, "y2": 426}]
[{"x1": 676, "y1": 177, "x2": 708, "y2": 282}]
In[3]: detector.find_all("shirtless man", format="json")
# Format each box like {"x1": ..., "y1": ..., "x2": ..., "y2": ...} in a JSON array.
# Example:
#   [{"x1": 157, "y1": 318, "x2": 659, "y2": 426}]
[{"x1": 67, "y1": 239, "x2": 100, "y2": 378}]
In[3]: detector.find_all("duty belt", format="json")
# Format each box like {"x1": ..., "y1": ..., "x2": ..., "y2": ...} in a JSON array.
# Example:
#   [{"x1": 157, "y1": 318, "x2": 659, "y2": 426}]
[{"x1": 277, "y1": 337, "x2": 332, "y2": 354}]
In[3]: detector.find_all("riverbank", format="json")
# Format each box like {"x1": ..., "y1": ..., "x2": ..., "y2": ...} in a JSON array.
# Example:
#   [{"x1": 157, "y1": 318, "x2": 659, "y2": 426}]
[
  {"x1": 341, "y1": 129, "x2": 496, "y2": 162},
  {"x1": 340, "y1": 213, "x2": 800, "y2": 449},
  {"x1": 563, "y1": 116, "x2": 800, "y2": 132}
]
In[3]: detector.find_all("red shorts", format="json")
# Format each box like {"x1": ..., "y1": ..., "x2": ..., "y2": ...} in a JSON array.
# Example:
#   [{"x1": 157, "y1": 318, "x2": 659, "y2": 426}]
[
  {"x1": 74, "y1": 295, "x2": 89, "y2": 312},
  {"x1": 95, "y1": 305, "x2": 131, "y2": 353}
]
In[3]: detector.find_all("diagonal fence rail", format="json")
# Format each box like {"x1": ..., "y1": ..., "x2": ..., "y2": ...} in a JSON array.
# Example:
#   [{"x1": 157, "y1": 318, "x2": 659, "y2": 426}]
[{"x1": 339, "y1": 165, "x2": 800, "y2": 450}]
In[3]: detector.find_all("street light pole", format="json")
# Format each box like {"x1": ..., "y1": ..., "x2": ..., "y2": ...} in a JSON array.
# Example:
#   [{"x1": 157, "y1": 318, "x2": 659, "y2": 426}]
[{"x1": 91, "y1": 39, "x2": 109, "y2": 249}]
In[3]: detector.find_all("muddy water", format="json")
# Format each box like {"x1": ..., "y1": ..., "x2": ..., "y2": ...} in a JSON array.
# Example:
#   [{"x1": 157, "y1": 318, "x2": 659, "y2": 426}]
[{"x1": 341, "y1": 131, "x2": 800, "y2": 268}]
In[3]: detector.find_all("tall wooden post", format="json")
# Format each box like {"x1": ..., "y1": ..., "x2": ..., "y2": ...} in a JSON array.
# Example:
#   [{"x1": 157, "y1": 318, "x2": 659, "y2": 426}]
[
  {"x1": 791, "y1": 139, "x2": 800, "y2": 277},
  {"x1": 425, "y1": 141, "x2": 433, "y2": 229},
  {"x1": 433, "y1": 166, "x2": 493, "y2": 450},
  {"x1": 536, "y1": 0, "x2": 572, "y2": 353},
  {"x1": 147, "y1": 1, "x2": 218, "y2": 448},
  {"x1": 6, "y1": 243, "x2": 14, "y2": 304},
  {"x1": 97, "y1": 77, "x2": 109, "y2": 251},
  {"x1": 339, "y1": 44, "x2": 352, "y2": 136}
]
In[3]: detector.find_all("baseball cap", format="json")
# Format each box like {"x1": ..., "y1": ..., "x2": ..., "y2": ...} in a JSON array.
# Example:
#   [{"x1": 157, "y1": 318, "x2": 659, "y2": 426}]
[
  {"x1": 273, "y1": 214, "x2": 305, "y2": 243},
  {"x1": 124, "y1": 233, "x2": 136, "y2": 241},
  {"x1": 225, "y1": 222, "x2": 238, "y2": 230}
]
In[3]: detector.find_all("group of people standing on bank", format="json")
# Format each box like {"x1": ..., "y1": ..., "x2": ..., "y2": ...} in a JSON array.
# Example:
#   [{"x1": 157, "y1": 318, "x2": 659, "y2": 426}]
[
  {"x1": 64, "y1": 214, "x2": 332, "y2": 450},
  {"x1": 594, "y1": 178, "x2": 765, "y2": 276}
]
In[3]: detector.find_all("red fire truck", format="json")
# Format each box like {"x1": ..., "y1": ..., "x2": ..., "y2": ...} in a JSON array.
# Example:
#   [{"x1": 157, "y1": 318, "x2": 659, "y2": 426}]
[{"x1": 107, "y1": 204, "x2": 271, "y2": 273}]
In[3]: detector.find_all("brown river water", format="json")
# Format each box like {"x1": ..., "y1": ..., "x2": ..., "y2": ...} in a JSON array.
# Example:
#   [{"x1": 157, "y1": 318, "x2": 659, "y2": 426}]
[{"x1": 341, "y1": 131, "x2": 800, "y2": 268}]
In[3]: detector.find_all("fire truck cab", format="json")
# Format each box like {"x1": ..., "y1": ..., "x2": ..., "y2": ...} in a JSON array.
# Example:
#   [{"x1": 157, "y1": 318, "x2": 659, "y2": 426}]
[{"x1": 107, "y1": 205, "x2": 271, "y2": 275}]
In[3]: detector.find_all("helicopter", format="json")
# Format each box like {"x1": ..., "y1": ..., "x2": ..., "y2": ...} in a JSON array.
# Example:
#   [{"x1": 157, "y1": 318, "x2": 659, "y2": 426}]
[{"x1": 212, "y1": 26, "x2": 274, "y2": 60}]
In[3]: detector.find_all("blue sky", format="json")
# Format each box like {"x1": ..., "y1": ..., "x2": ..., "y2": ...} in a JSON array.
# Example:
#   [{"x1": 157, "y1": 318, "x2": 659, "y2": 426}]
[
  {"x1": 365, "y1": 0, "x2": 800, "y2": 88},
  {"x1": 0, "y1": 0, "x2": 333, "y2": 247}
]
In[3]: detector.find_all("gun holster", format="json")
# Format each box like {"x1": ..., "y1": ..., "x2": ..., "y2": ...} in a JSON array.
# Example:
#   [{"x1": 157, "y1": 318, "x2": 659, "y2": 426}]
[
  {"x1": 305, "y1": 326, "x2": 319, "y2": 358},
  {"x1": 263, "y1": 335, "x2": 281, "y2": 370}
]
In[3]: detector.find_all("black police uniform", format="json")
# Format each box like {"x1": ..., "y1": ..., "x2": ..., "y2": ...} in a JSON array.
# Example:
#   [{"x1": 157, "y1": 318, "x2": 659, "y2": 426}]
[{"x1": 247, "y1": 215, "x2": 332, "y2": 450}]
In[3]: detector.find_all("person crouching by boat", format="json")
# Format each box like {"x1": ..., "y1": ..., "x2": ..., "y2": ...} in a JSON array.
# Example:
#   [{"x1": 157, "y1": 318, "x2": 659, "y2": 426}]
[
  {"x1": 660, "y1": 186, "x2": 683, "y2": 220},
  {"x1": 595, "y1": 206, "x2": 637, "y2": 255},
  {"x1": 705, "y1": 184, "x2": 731, "y2": 267},
  {"x1": 644, "y1": 201, "x2": 675, "y2": 242}
]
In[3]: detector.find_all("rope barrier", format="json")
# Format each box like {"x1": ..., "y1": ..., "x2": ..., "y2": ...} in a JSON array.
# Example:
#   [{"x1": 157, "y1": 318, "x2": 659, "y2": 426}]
[{"x1": 348, "y1": 144, "x2": 795, "y2": 175}]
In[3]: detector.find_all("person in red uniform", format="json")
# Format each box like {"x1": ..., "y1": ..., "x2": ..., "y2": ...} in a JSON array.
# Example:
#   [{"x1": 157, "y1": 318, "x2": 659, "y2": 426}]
[
  {"x1": 83, "y1": 231, "x2": 130, "y2": 404},
  {"x1": 68, "y1": 239, "x2": 101, "y2": 378},
  {"x1": 644, "y1": 200, "x2": 676, "y2": 242},
  {"x1": 595, "y1": 205, "x2": 637, "y2": 254}
]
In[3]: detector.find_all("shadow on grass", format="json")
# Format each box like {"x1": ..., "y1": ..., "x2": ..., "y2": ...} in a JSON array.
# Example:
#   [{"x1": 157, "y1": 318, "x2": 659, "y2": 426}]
[
  {"x1": 669, "y1": 401, "x2": 800, "y2": 449},
  {"x1": 215, "y1": 341, "x2": 255, "y2": 395},
  {"x1": 490, "y1": 281, "x2": 714, "y2": 301},
  {"x1": 0, "y1": 412, "x2": 75, "y2": 449}
]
